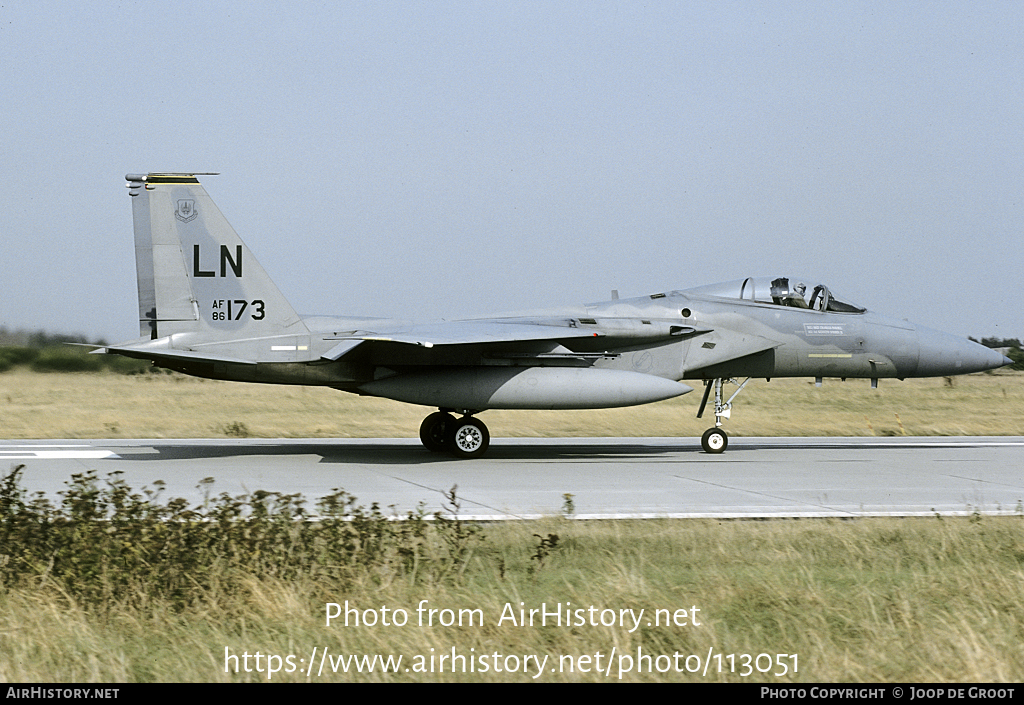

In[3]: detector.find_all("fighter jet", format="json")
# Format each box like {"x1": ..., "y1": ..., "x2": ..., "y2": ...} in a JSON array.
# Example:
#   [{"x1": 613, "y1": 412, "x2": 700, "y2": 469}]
[{"x1": 101, "y1": 173, "x2": 1011, "y2": 457}]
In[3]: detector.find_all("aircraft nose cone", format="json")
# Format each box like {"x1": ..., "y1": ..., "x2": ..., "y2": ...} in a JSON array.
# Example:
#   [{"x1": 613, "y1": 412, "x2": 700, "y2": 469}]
[{"x1": 915, "y1": 325, "x2": 1013, "y2": 376}]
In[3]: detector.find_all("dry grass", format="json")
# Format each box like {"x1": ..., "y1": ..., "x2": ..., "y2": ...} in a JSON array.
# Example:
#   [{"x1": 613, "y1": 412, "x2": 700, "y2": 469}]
[
  {"x1": 1, "y1": 368, "x2": 1022, "y2": 439},
  {"x1": 1, "y1": 517, "x2": 1021, "y2": 682}
]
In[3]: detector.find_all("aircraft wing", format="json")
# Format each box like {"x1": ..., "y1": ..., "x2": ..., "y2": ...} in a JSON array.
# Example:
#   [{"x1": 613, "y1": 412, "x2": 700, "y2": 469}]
[{"x1": 322, "y1": 318, "x2": 702, "y2": 361}]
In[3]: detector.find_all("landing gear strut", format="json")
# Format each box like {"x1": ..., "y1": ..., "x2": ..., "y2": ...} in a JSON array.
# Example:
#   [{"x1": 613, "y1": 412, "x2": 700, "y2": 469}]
[
  {"x1": 696, "y1": 377, "x2": 750, "y2": 454},
  {"x1": 419, "y1": 410, "x2": 490, "y2": 459}
]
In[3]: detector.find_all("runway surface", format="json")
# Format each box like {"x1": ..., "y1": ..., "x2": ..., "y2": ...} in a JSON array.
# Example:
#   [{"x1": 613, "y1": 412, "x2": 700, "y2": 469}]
[{"x1": 4, "y1": 436, "x2": 1023, "y2": 520}]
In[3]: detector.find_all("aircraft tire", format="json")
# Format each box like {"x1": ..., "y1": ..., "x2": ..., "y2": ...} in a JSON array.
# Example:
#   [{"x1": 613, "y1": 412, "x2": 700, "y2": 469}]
[
  {"x1": 701, "y1": 427, "x2": 728, "y2": 454},
  {"x1": 419, "y1": 412, "x2": 454, "y2": 452},
  {"x1": 447, "y1": 417, "x2": 490, "y2": 459}
]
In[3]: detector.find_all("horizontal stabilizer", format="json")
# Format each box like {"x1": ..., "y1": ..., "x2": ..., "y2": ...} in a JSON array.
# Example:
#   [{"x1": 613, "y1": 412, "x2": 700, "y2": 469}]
[{"x1": 100, "y1": 345, "x2": 256, "y2": 366}]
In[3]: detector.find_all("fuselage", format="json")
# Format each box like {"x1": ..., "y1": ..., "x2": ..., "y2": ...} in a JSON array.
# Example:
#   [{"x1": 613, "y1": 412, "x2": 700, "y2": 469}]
[{"x1": 136, "y1": 281, "x2": 1008, "y2": 405}]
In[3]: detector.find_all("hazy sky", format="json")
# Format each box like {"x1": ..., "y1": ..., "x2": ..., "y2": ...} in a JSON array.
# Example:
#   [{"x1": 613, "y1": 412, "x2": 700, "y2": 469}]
[{"x1": 2, "y1": 1, "x2": 1021, "y2": 343}]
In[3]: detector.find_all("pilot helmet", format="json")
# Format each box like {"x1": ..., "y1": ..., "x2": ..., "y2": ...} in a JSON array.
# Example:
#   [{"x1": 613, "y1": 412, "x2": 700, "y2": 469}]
[{"x1": 794, "y1": 282, "x2": 806, "y2": 296}]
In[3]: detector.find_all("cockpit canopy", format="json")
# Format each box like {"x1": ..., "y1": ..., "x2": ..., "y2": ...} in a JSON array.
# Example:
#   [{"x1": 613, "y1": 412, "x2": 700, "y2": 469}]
[{"x1": 683, "y1": 277, "x2": 866, "y2": 314}]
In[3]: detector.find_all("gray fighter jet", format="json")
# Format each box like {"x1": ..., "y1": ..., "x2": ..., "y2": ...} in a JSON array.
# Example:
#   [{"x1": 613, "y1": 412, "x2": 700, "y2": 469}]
[{"x1": 102, "y1": 173, "x2": 1011, "y2": 457}]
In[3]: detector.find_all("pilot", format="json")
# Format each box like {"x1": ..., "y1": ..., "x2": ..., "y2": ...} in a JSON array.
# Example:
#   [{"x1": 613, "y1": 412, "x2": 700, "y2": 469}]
[{"x1": 787, "y1": 282, "x2": 810, "y2": 308}]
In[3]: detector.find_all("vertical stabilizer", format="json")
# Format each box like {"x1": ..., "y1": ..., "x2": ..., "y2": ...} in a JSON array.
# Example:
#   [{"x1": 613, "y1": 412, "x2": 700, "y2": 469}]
[{"x1": 126, "y1": 174, "x2": 307, "y2": 340}]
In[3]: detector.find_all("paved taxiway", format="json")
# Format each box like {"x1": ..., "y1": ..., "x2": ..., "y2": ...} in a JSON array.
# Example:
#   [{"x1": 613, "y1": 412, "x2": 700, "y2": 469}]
[{"x1": 3, "y1": 437, "x2": 1023, "y2": 520}]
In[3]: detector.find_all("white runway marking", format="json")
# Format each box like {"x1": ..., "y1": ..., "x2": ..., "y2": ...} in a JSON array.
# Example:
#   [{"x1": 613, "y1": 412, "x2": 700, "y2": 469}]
[{"x1": 0, "y1": 445, "x2": 120, "y2": 460}]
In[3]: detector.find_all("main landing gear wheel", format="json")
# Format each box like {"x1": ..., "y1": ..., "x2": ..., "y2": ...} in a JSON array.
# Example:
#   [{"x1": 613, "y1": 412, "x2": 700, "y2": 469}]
[
  {"x1": 418, "y1": 411, "x2": 491, "y2": 459},
  {"x1": 419, "y1": 411, "x2": 454, "y2": 453},
  {"x1": 701, "y1": 427, "x2": 728, "y2": 454},
  {"x1": 447, "y1": 416, "x2": 490, "y2": 459}
]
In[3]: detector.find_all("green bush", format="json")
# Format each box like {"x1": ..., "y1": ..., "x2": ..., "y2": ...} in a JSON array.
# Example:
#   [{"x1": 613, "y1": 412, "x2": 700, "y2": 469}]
[
  {"x1": 30, "y1": 346, "x2": 104, "y2": 372},
  {"x1": 1, "y1": 344, "x2": 158, "y2": 374},
  {"x1": 1008, "y1": 347, "x2": 1024, "y2": 371},
  {"x1": 0, "y1": 346, "x2": 39, "y2": 372},
  {"x1": 0, "y1": 467, "x2": 480, "y2": 608}
]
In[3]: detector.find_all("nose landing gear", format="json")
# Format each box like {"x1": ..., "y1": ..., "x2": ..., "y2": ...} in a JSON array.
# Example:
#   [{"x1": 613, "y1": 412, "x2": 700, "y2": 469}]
[{"x1": 697, "y1": 377, "x2": 750, "y2": 454}]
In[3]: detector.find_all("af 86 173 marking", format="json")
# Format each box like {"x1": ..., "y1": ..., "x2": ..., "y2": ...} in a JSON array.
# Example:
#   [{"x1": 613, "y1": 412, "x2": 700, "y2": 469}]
[{"x1": 211, "y1": 299, "x2": 265, "y2": 321}]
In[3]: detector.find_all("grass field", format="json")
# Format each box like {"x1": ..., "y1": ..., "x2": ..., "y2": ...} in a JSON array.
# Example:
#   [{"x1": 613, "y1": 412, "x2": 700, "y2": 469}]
[
  {"x1": 2, "y1": 367, "x2": 1022, "y2": 439},
  {"x1": 1, "y1": 511, "x2": 1021, "y2": 682}
]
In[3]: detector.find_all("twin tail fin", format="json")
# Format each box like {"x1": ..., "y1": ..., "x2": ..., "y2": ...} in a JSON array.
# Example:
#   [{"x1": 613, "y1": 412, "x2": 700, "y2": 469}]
[{"x1": 126, "y1": 173, "x2": 307, "y2": 340}]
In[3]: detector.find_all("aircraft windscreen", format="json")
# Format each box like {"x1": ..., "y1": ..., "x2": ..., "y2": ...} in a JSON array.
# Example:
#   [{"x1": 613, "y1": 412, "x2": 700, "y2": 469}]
[{"x1": 686, "y1": 277, "x2": 865, "y2": 313}]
